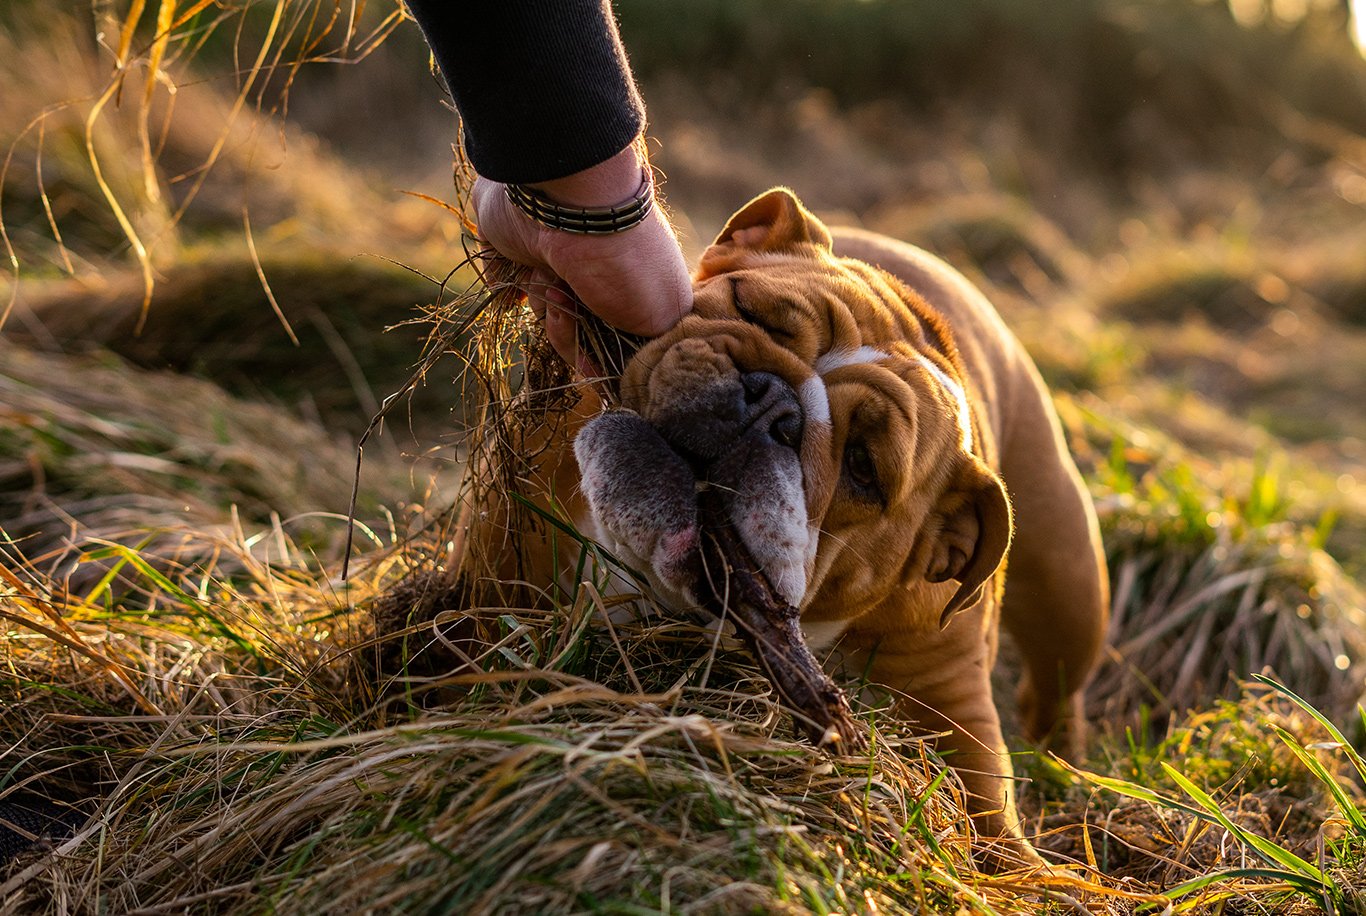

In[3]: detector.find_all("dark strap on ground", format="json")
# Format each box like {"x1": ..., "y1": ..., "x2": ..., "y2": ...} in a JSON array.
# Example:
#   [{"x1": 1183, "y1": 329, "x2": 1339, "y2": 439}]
[{"x1": 0, "y1": 795, "x2": 83, "y2": 864}]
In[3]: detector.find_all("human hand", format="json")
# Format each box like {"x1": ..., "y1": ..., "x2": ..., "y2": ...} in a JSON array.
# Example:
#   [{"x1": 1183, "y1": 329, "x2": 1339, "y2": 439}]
[{"x1": 471, "y1": 144, "x2": 693, "y2": 374}]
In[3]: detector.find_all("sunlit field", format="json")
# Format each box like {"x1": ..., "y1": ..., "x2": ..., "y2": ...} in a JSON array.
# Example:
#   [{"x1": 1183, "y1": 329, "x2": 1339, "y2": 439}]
[{"x1": 2, "y1": 1, "x2": 1366, "y2": 912}]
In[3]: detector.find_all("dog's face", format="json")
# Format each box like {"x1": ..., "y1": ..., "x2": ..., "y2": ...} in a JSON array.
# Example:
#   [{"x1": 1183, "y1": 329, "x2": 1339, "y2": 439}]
[{"x1": 575, "y1": 190, "x2": 1012, "y2": 636}]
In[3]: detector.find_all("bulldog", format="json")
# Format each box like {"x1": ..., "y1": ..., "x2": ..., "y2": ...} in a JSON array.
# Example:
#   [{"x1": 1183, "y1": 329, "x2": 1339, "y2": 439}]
[{"x1": 471, "y1": 188, "x2": 1109, "y2": 866}]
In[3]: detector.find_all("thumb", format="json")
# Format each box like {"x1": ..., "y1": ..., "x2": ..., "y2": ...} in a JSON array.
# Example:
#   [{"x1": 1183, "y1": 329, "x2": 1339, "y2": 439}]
[{"x1": 471, "y1": 176, "x2": 544, "y2": 269}]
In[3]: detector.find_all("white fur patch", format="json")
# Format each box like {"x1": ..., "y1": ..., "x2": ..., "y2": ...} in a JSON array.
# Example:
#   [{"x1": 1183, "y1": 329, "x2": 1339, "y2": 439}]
[
  {"x1": 814, "y1": 346, "x2": 972, "y2": 453},
  {"x1": 914, "y1": 355, "x2": 973, "y2": 453},
  {"x1": 801, "y1": 619, "x2": 850, "y2": 652},
  {"x1": 798, "y1": 375, "x2": 832, "y2": 427},
  {"x1": 815, "y1": 345, "x2": 890, "y2": 375}
]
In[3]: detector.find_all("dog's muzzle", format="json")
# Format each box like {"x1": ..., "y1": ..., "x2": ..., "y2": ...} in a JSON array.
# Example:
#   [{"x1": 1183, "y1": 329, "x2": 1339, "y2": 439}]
[
  {"x1": 574, "y1": 366, "x2": 810, "y2": 607},
  {"x1": 572, "y1": 368, "x2": 860, "y2": 748},
  {"x1": 651, "y1": 369, "x2": 803, "y2": 466}
]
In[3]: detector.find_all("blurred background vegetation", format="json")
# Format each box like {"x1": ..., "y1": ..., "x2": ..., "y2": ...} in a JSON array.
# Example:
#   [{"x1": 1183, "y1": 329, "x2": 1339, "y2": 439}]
[{"x1": 3, "y1": 1, "x2": 1366, "y2": 909}]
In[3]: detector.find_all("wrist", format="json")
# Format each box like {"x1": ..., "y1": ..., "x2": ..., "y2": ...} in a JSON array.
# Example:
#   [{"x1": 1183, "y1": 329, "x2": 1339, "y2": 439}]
[{"x1": 528, "y1": 143, "x2": 646, "y2": 208}]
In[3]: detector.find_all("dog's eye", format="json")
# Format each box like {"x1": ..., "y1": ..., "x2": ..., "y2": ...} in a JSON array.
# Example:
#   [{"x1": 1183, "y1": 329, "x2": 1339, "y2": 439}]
[
  {"x1": 731, "y1": 278, "x2": 793, "y2": 343},
  {"x1": 843, "y1": 442, "x2": 882, "y2": 503},
  {"x1": 729, "y1": 277, "x2": 750, "y2": 315}
]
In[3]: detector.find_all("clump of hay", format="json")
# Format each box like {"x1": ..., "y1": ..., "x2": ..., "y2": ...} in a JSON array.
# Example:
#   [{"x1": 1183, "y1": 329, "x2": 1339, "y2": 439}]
[
  {"x1": 2, "y1": 514, "x2": 1009, "y2": 913},
  {"x1": 1097, "y1": 521, "x2": 1365, "y2": 725}
]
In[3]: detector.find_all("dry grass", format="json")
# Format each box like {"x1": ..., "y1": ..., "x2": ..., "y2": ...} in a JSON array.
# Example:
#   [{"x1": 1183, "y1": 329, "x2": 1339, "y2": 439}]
[
  {"x1": 1045, "y1": 396, "x2": 1366, "y2": 726},
  {"x1": 0, "y1": 341, "x2": 430, "y2": 575},
  {"x1": 3, "y1": 1, "x2": 1366, "y2": 913},
  {"x1": 0, "y1": 0, "x2": 445, "y2": 324},
  {"x1": 1035, "y1": 688, "x2": 1352, "y2": 885},
  {"x1": 7, "y1": 250, "x2": 452, "y2": 435},
  {"x1": 0, "y1": 523, "x2": 1019, "y2": 914},
  {"x1": 3, "y1": 431, "x2": 1359, "y2": 912}
]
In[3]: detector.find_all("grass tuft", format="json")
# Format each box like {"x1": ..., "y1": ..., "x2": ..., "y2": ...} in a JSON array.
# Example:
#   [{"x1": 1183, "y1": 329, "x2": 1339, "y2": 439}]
[{"x1": 2, "y1": 0, "x2": 1363, "y2": 911}]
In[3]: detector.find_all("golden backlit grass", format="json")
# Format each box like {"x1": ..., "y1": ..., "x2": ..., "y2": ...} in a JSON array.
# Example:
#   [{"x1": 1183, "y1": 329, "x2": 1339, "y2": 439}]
[{"x1": 3, "y1": 1, "x2": 1366, "y2": 913}]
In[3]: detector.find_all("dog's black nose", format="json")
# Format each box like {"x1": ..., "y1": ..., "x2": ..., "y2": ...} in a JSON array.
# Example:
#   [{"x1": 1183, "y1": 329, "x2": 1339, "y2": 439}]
[
  {"x1": 740, "y1": 371, "x2": 803, "y2": 450},
  {"x1": 771, "y1": 411, "x2": 802, "y2": 449},
  {"x1": 742, "y1": 371, "x2": 773, "y2": 403},
  {"x1": 651, "y1": 365, "x2": 803, "y2": 464}
]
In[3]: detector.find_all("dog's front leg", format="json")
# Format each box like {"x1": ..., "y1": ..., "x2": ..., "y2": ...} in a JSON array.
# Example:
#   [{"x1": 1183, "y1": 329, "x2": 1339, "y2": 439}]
[{"x1": 845, "y1": 616, "x2": 1042, "y2": 870}]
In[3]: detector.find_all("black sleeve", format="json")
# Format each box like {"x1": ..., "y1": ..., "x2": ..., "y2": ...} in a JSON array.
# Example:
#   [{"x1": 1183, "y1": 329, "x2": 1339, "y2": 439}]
[{"x1": 404, "y1": 0, "x2": 646, "y2": 184}]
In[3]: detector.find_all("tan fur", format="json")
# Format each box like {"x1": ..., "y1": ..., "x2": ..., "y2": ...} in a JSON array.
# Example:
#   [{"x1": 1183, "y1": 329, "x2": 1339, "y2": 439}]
[{"x1": 468, "y1": 190, "x2": 1109, "y2": 867}]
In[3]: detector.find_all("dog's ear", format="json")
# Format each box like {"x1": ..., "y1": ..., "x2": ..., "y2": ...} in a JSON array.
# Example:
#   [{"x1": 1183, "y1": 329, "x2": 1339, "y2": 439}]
[
  {"x1": 708, "y1": 188, "x2": 834, "y2": 257},
  {"x1": 926, "y1": 458, "x2": 1013, "y2": 628}
]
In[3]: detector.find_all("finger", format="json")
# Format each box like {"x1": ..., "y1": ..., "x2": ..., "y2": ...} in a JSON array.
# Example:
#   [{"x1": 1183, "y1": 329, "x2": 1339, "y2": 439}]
[
  {"x1": 549, "y1": 287, "x2": 610, "y2": 379},
  {"x1": 543, "y1": 293, "x2": 581, "y2": 372},
  {"x1": 524, "y1": 268, "x2": 559, "y2": 320}
]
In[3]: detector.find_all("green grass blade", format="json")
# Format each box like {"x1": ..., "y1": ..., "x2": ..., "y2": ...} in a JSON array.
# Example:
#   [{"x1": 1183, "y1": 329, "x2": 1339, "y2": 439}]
[
  {"x1": 92, "y1": 542, "x2": 206, "y2": 613},
  {"x1": 509, "y1": 491, "x2": 648, "y2": 586},
  {"x1": 1270, "y1": 725, "x2": 1366, "y2": 833},
  {"x1": 897, "y1": 767, "x2": 958, "y2": 877},
  {"x1": 1157, "y1": 867, "x2": 1330, "y2": 912},
  {"x1": 78, "y1": 533, "x2": 157, "y2": 608},
  {"x1": 1251, "y1": 674, "x2": 1366, "y2": 784},
  {"x1": 1073, "y1": 759, "x2": 1330, "y2": 888},
  {"x1": 88, "y1": 542, "x2": 257, "y2": 658},
  {"x1": 1161, "y1": 763, "x2": 1326, "y2": 884},
  {"x1": 1059, "y1": 759, "x2": 1210, "y2": 821}
]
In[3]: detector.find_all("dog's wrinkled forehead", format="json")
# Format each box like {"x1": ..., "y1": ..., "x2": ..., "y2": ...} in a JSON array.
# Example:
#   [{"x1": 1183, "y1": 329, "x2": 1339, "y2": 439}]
[
  {"x1": 688, "y1": 192, "x2": 972, "y2": 443},
  {"x1": 692, "y1": 256, "x2": 924, "y2": 366},
  {"x1": 688, "y1": 189, "x2": 956, "y2": 372}
]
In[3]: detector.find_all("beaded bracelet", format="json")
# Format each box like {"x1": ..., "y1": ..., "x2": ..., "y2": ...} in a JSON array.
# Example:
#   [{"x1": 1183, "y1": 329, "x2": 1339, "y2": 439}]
[{"x1": 504, "y1": 168, "x2": 655, "y2": 235}]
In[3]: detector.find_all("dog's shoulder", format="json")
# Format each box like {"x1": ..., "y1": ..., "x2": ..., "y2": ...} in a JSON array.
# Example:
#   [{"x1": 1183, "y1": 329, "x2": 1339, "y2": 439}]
[{"x1": 830, "y1": 228, "x2": 1012, "y2": 352}]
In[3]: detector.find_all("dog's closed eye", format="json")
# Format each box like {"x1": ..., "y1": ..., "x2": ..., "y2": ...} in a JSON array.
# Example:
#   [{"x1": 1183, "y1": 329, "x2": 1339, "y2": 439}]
[{"x1": 731, "y1": 277, "x2": 796, "y2": 345}]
